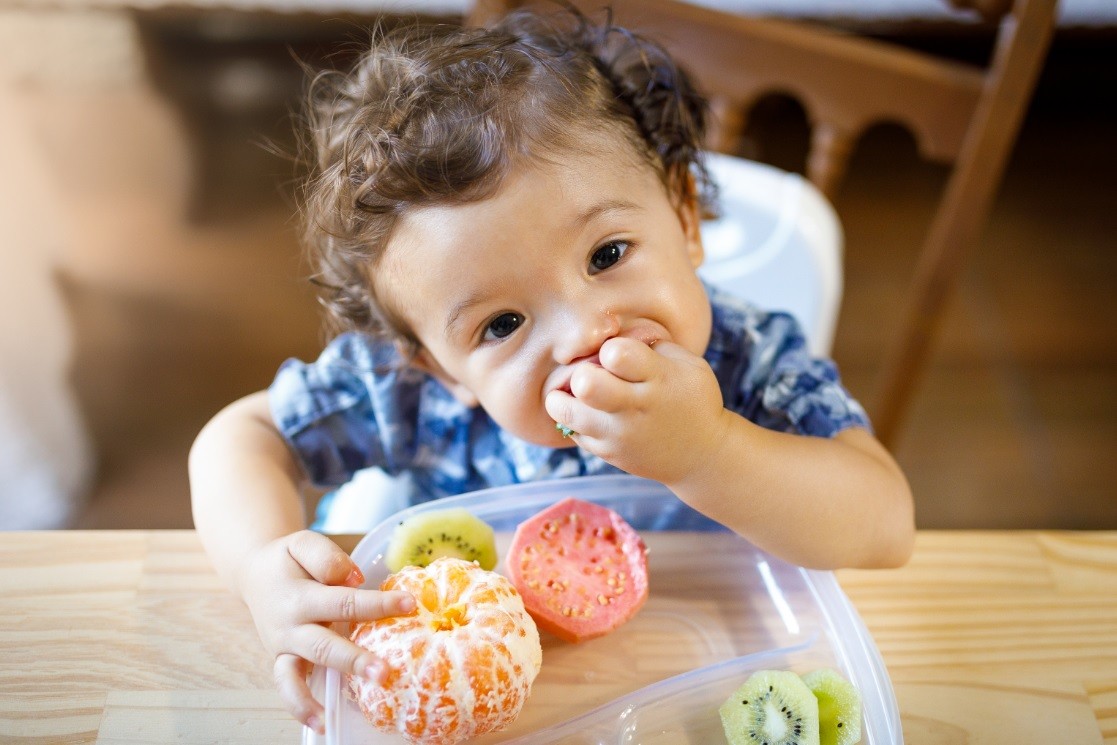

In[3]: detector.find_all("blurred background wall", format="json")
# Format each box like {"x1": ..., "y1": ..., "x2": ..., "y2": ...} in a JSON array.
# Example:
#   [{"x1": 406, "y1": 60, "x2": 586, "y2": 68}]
[{"x1": 0, "y1": 1, "x2": 1113, "y2": 530}]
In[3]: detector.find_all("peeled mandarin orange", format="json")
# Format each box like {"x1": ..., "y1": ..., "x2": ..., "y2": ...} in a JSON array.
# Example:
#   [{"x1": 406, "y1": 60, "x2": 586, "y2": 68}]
[{"x1": 348, "y1": 557, "x2": 542, "y2": 745}]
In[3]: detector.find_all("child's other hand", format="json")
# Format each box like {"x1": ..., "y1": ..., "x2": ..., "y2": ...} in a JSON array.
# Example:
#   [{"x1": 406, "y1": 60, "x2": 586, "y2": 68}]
[
  {"x1": 236, "y1": 530, "x2": 415, "y2": 734},
  {"x1": 545, "y1": 337, "x2": 730, "y2": 484}
]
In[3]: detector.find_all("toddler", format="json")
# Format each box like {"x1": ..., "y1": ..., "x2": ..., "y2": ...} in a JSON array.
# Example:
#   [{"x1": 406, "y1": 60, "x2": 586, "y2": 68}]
[{"x1": 189, "y1": 8, "x2": 914, "y2": 734}]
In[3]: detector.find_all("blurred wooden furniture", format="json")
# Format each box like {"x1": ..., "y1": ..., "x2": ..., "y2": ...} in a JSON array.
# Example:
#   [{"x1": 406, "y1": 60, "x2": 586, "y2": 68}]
[
  {"x1": 470, "y1": 0, "x2": 1058, "y2": 447},
  {"x1": 1, "y1": 529, "x2": 1113, "y2": 742}
]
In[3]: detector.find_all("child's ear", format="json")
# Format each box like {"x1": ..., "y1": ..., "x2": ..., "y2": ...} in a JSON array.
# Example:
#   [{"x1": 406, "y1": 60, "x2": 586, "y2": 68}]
[
  {"x1": 673, "y1": 170, "x2": 705, "y2": 269},
  {"x1": 408, "y1": 347, "x2": 480, "y2": 408}
]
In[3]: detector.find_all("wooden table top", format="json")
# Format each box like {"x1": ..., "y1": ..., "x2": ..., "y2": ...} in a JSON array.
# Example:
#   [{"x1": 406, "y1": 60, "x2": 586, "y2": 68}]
[{"x1": 1, "y1": 530, "x2": 1114, "y2": 744}]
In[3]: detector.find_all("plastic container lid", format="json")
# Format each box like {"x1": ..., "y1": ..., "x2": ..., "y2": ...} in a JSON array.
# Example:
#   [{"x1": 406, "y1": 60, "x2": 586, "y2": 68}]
[{"x1": 303, "y1": 474, "x2": 902, "y2": 744}]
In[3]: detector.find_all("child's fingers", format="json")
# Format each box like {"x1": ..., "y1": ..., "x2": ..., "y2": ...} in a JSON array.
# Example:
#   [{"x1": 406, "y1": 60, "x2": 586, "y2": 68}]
[
  {"x1": 644, "y1": 339, "x2": 693, "y2": 363},
  {"x1": 599, "y1": 336, "x2": 658, "y2": 382},
  {"x1": 289, "y1": 622, "x2": 390, "y2": 684},
  {"x1": 273, "y1": 653, "x2": 324, "y2": 734},
  {"x1": 545, "y1": 388, "x2": 574, "y2": 423},
  {"x1": 569, "y1": 364, "x2": 632, "y2": 413},
  {"x1": 545, "y1": 389, "x2": 610, "y2": 439},
  {"x1": 285, "y1": 530, "x2": 364, "y2": 587},
  {"x1": 306, "y1": 585, "x2": 416, "y2": 623}
]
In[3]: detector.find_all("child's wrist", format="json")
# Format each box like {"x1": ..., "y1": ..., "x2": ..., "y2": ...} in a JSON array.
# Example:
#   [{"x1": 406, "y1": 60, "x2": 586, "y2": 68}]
[
  {"x1": 233, "y1": 538, "x2": 279, "y2": 603},
  {"x1": 664, "y1": 408, "x2": 736, "y2": 493}
]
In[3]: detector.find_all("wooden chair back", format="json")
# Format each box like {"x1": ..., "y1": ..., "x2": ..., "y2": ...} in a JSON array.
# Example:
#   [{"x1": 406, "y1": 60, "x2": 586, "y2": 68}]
[{"x1": 468, "y1": 0, "x2": 1058, "y2": 447}]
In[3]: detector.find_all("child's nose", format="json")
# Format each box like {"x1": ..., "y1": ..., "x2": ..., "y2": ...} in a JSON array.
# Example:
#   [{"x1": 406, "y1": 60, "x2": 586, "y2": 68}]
[{"x1": 554, "y1": 307, "x2": 621, "y2": 364}]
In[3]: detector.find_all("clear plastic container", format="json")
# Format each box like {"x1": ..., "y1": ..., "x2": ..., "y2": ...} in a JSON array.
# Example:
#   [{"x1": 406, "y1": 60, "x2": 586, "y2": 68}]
[{"x1": 303, "y1": 474, "x2": 902, "y2": 745}]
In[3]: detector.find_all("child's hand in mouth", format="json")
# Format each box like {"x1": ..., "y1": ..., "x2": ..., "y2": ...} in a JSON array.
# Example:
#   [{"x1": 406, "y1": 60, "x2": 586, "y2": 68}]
[{"x1": 545, "y1": 334, "x2": 727, "y2": 484}]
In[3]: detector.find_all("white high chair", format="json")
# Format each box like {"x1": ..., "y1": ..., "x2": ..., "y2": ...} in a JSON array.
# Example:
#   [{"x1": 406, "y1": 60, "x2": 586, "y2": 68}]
[
  {"x1": 698, "y1": 151, "x2": 842, "y2": 358},
  {"x1": 314, "y1": 152, "x2": 842, "y2": 533}
]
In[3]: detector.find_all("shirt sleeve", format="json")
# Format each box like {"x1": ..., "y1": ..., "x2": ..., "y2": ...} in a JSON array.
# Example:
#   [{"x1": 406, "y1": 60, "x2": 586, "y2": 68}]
[
  {"x1": 714, "y1": 300, "x2": 871, "y2": 438},
  {"x1": 267, "y1": 333, "x2": 427, "y2": 487}
]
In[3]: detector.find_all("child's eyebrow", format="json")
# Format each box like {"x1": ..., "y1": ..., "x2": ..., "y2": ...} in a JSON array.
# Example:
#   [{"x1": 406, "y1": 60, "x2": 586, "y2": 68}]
[
  {"x1": 570, "y1": 199, "x2": 642, "y2": 232},
  {"x1": 445, "y1": 294, "x2": 487, "y2": 342}
]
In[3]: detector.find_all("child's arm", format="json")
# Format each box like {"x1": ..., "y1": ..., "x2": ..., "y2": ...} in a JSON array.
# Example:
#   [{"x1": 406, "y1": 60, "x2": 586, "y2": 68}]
[
  {"x1": 189, "y1": 391, "x2": 414, "y2": 733},
  {"x1": 545, "y1": 338, "x2": 914, "y2": 570},
  {"x1": 667, "y1": 418, "x2": 913, "y2": 569}
]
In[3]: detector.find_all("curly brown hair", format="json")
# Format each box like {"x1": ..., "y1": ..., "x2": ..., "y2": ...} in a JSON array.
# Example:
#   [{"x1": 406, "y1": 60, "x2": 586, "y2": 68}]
[{"x1": 300, "y1": 7, "x2": 713, "y2": 353}]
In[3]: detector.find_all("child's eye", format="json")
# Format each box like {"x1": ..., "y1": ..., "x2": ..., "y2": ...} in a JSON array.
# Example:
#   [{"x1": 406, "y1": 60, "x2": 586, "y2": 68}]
[
  {"x1": 589, "y1": 241, "x2": 630, "y2": 274},
  {"x1": 483, "y1": 312, "x2": 524, "y2": 341}
]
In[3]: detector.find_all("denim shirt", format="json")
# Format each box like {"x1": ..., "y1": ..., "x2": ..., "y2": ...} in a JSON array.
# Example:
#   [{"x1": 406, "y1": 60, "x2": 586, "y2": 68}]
[{"x1": 269, "y1": 284, "x2": 870, "y2": 510}]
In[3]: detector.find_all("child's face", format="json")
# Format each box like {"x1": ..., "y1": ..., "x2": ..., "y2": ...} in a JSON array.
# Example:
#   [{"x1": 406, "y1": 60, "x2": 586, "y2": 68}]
[{"x1": 375, "y1": 140, "x2": 712, "y2": 448}]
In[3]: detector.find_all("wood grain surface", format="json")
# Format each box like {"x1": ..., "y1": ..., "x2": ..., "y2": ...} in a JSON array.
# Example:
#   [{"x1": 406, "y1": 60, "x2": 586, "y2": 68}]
[{"x1": 1, "y1": 530, "x2": 1114, "y2": 744}]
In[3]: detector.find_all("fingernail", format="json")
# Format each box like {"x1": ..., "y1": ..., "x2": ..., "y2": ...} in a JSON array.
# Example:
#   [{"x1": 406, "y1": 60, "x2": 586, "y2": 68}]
[
  {"x1": 365, "y1": 660, "x2": 386, "y2": 684},
  {"x1": 397, "y1": 594, "x2": 416, "y2": 613},
  {"x1": 307, "y1": 714, "x2": 323, "y2": 734},
  {"x1": 344, "y1": 567, "x2": 365, "y2": 587}
]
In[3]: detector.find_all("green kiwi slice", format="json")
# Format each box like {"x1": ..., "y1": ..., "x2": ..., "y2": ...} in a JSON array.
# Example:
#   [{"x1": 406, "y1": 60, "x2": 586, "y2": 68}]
[
  {"x1": 383, "y1": 507, "x2": 498, "y2": 572},
  {"x1": 719, "y1": 669, "x2": 820, "y2": 745},
  {"x1": 801, "y1": 668, "x2": 862, "y2": 745}
]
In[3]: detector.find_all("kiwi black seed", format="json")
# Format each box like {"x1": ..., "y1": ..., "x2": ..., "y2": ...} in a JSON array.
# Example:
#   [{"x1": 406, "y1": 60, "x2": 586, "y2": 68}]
[
  {"x1": 800, "y1": 668, "x2": 862, "y2": 745},
  {"x1": 384, "y1": 508, "x2": 498, "y2": 572},
  {"x1": 718, "y1": 670, "x2": 821, "y2": 745}
]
